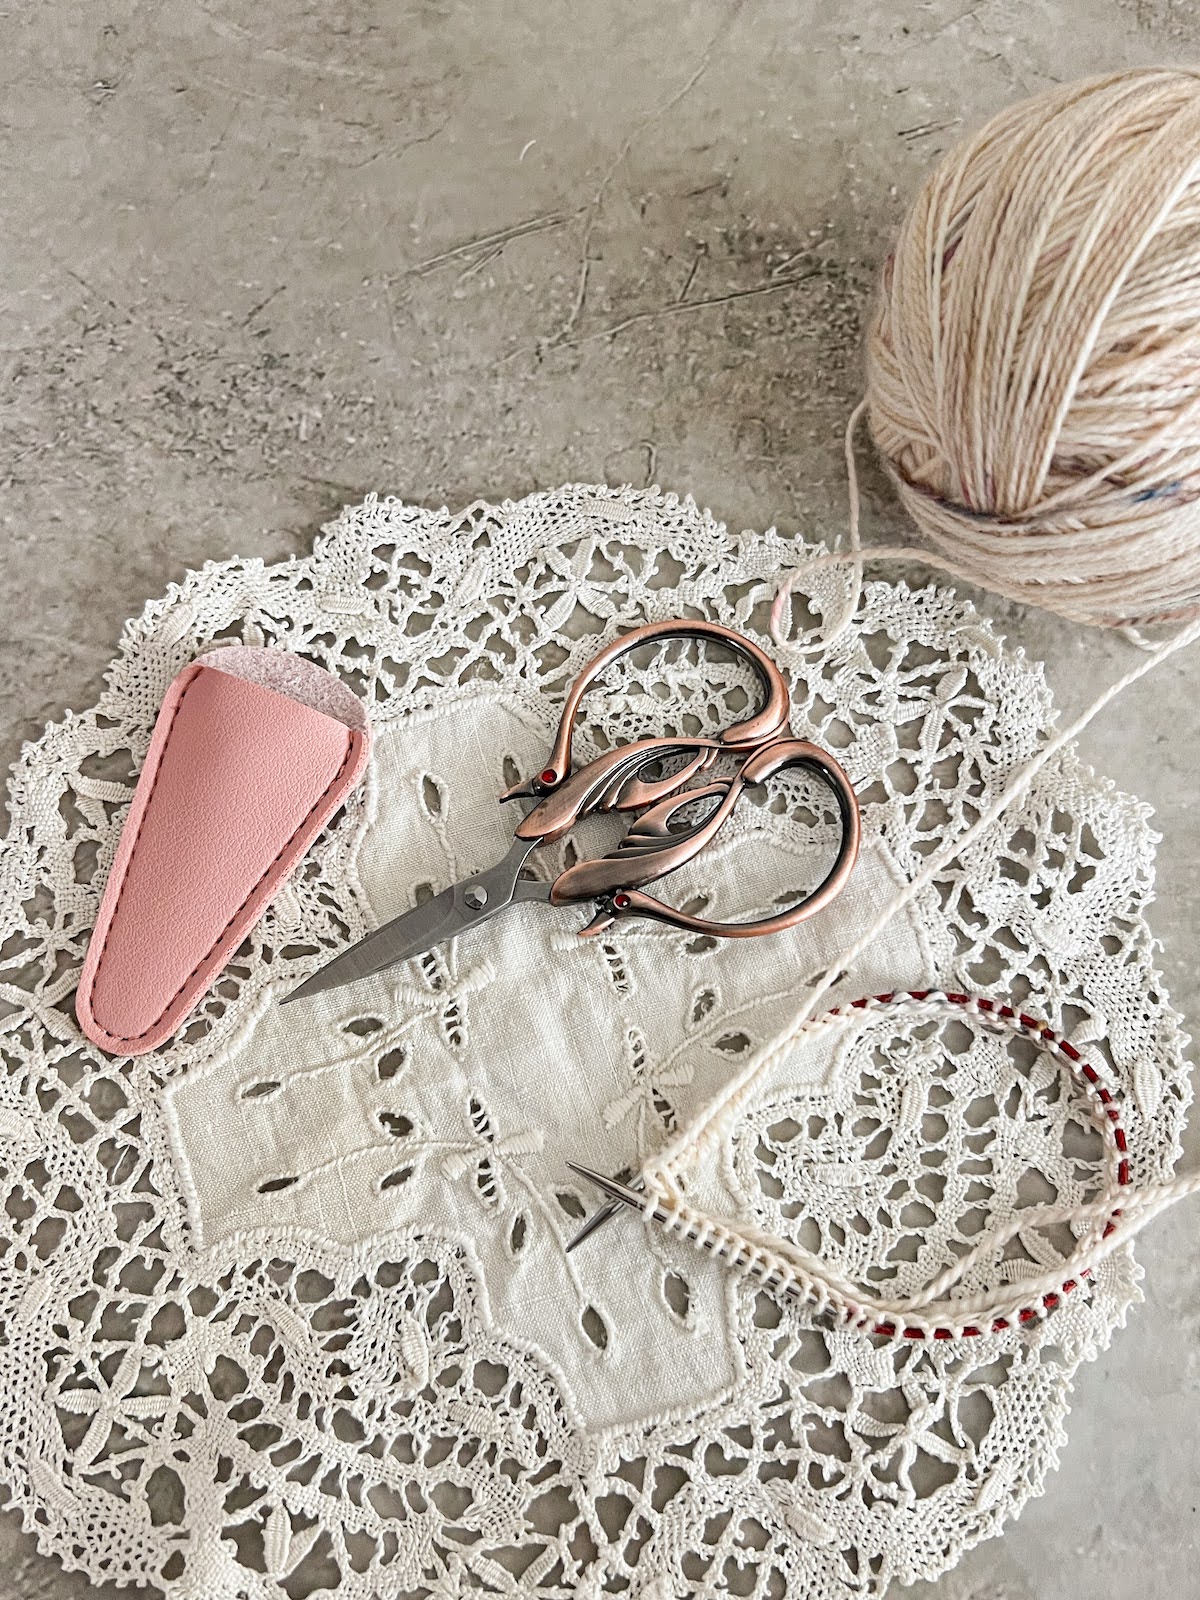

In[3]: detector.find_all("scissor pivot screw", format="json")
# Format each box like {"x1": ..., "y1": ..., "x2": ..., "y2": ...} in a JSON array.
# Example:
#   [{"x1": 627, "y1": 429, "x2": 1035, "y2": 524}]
[
  {"x1": 613, "y1": 892, "x2": 632, "y2": 909},
  {"x1": 464, "y1": 885, "x2": 488, "y2": 910}
]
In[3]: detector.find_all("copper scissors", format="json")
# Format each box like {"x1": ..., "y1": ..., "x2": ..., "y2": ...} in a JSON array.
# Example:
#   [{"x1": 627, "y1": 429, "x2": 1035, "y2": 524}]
[{"x1": 284, "y1": 619, "x2": 860, "y2": 1005}]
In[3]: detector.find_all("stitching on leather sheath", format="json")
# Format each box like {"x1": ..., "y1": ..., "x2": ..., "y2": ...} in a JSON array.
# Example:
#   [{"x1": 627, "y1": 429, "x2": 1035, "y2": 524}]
[{"x1": 86, "y1": 667, "x2": 358, "y2": 1046}]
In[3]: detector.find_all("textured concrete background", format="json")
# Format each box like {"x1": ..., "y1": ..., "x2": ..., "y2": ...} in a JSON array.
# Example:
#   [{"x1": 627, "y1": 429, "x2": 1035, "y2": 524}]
[{"x1": 2, "y1": 1, "x2": 1199, "y2": 1595}]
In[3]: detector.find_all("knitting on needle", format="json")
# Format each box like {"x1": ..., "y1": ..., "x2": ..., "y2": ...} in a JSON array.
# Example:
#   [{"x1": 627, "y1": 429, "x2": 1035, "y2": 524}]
[{"x1": 565, "y1": 1162, "x2": 802, "y2": 1301}]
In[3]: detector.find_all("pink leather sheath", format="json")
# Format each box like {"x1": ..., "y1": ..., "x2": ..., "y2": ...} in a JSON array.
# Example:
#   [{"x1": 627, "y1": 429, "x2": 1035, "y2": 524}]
[{"x1": 76, "y1": 647, "x2": 371, "y2": 1056}]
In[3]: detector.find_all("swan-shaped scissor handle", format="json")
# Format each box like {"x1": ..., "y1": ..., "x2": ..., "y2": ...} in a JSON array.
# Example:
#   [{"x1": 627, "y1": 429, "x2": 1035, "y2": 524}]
[{"x1": 509, "y1": 619, "x2": 860, "y2": 939}]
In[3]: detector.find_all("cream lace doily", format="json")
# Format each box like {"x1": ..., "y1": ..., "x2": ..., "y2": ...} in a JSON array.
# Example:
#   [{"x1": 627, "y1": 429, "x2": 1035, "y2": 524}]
[{"x1": 0, "y1": 485, "x2": 1188, "y2": 1597}]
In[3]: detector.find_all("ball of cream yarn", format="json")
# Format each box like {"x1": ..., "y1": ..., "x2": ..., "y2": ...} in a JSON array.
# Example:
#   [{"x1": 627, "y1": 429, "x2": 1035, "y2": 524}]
[{"x1": 867, "y1": 68, "x2": 1200, "y2": 627}]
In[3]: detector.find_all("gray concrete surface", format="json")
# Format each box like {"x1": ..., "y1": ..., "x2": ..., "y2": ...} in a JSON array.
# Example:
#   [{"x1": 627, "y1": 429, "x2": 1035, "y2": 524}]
[{"x1": 2, "y1": 1, "x2": 1199, "y2": 1595}]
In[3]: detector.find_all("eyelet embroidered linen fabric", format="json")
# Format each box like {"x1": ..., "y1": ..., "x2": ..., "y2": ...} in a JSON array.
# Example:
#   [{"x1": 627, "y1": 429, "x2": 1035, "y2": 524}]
[{"x1": 0, "y1": 485, "x2": 1189, "y2": 1599}]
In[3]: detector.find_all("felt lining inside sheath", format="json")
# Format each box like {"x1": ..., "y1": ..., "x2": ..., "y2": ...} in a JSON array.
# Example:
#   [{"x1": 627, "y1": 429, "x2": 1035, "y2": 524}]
[{"x1": 197, "y1": 646, "x2": 369, "y2": 730}]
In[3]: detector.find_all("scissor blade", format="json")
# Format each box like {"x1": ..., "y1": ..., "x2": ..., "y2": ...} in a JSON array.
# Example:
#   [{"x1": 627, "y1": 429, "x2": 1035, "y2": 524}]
[
  {"x1": 282, "y1": 835, "x2": 551, "y2": 1005},
  {"x1": 282, "y1": 885, "x2": 465, "y2": 1003}
]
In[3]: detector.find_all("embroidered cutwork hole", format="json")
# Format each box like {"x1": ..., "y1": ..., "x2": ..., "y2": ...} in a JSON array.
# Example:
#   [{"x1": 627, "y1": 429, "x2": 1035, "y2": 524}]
[
  {"x1": 417, "y1": 949, "x2": 444, "y2": 992},
  {"x1": 241, "y1": 1080, "x2": 281, "y2": 1101},
  {"x1": 581, "y1": 1305, "x2": 609, "y2": 1352},
  {"x1": 343, "y1": 1016, "x2": 384, "y2": 1038},
  {"x1": 691, "y1": 987, "x2": 718, "y2": 1024},
  {"x1": 420, "y1": 774, "x2": 445, "y2": 820},
  {"x1": 376, "y1": 1112, "x2": 413, "y2": 1139},
  {"x1": 376, "y1": 1047, "x2": 406, "y2": 1082},
  {"x1": 599, "y1": 941, "x2": 630, "y2": 993},
  {"x1": 379, "y1": 1167, "x2": 414, "y2": 1193},
  {"x1": 663, "y1": 1271, "x2": 692, "y2": 1326},
  {"x1": 441, "y1": 998, "x2": 465, "y2": 1049},
  {"x1": 258, "y1": 1174, "x2": 300, "y2": 1195},
  {"x1": 714, "y1": 1031, "x2": 752, "y2": 1055}
]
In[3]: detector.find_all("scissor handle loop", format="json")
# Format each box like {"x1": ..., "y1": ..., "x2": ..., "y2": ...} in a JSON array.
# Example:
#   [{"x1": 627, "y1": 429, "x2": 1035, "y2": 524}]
[
  {"x1": 549, "y1": 738, "x2": 860, "y2": 939},
  {"x1": 510, "y1": 619, "x2": 790, "y2": 798}
]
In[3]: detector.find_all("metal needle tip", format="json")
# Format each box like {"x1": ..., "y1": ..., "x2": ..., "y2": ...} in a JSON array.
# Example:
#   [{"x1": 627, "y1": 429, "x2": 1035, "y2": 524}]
[
  {"x1": 565, "y1": 1197, "x2": 622, "y2": 1252},
  {"x1": 564, "y1": 1164, "x2": 649, "y2": 1250},
  {"x1": 566, "y1": 1162, "x2": 649, "y2": 1208}
]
